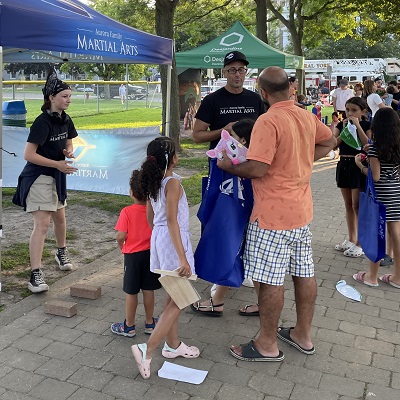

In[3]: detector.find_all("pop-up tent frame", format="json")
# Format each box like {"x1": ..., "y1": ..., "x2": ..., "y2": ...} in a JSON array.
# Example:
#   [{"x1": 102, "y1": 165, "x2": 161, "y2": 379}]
[{"x1": 0, "y1": 0, "x2": 174, "y2": 290}]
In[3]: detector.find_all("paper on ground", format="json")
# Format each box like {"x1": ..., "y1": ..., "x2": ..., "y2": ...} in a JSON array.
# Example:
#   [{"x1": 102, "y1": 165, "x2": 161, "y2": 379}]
[
  {"x1": 336, "y1": 280, "x2": 362, "y2": 302},
  {"x1": 158, "y1": 361, "x2": 208, "y2": 384}
]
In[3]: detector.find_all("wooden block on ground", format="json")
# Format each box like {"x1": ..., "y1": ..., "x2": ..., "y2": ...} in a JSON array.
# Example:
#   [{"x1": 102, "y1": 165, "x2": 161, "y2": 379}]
[
  {"x1": 70, "y1": 284, "x2": 101, "y2": 299},
  {"x1": 44, "y1": 300, "x2": 77, "y2": 317}
]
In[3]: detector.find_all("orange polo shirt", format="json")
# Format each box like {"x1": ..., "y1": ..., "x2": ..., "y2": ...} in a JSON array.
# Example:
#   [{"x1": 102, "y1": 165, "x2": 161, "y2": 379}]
[{"x1": 247, "y1": 100, "x2": 332, "y2": 230}]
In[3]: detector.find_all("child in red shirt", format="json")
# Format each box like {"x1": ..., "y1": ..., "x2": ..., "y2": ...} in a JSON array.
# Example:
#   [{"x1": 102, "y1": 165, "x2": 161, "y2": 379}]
[{"x1": 111, "y1": 170, "x2": 161, "y2": 337}]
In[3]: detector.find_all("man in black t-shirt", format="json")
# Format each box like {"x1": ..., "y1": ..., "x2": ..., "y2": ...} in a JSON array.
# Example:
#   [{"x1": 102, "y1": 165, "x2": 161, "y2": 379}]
[
  {"x1": 193, "y1": 51, "x2": 265, "y2": 150},
  {"x1": 191, "y1": 51, "x2": 265, "y2": 318}
]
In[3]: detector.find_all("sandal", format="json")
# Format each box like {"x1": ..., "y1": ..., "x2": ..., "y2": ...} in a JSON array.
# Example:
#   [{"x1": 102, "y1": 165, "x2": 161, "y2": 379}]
[
  {"x1": 144, "y1": 317, "x2": 158, "y2": 335},
  {"x1": 162, "y1": 341, "x2": 200, "y2": 359},
  {"x1": 352, "y1": 271, "x2": 379, "y2": 287},
  {"x1": 110, "y1": 320, "x2": 136, "y2": 337},
  {"x1": 335, "y1": 239, "x2": 354, "y2": 251},
  {"x1": 239, "y1": 304, "x2": 259, "y2": 316},
  {"x1": 379, "y1": 274, "x2": 400, "y2": 289},
  {"x1": 190, "y1": 297, "x2": 223, "y2": 317},
  {"x1": 131, "y1": 343, "x2": 151, "y2": 379},
  {"x1": 344, "y1": 244, "x2": 364, "y2": 257}
]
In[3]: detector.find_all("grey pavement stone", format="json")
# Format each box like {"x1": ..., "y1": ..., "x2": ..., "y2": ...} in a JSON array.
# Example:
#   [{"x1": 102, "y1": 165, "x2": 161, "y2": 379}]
[
  {"x1": 248, "y1": 373, "x2": 294, "y2": 398},
  {"x1": 392, "y1": 372, "x2": 400, "y2": 389},
  {"x1": 174, "y1": 377, "x2": 222, "y2": 399},
  {"x1": 34, "y1": 358, "x2": 81, "y2": 381},
  {"x1": 0, "y1": 392, "x2": 39, "y2": 400},
  {"x1": 72, "y1": 332, "x2": 113, "y2": 350},
  {"x1": 39, "y1": 341, "x2": 82, "y2": 361},
  {"x1": 28, "y1": 377, "x2": 79, "y2": 400},
  {"x1": 12, "y1": 335, "x2": 54, "y2": 354},
  {"x1": 0, "y1": 326, "x2": 30, "y2": 343},
  {"x1": 102, "y1": 375, "x2": 149, "y2": 399},
  {"x1": 0, "y1": 366, "x2": 12, "y2": 379},
  {"x1": 376, "y1": 328, "x2": 400, "y2": 345},
  {"x1": 4, "y1": 350, "x2": 48, "y2": 372},
  {"x1": 289, "y1": 384, "x2": 338, "y2": 400},
  {"x1": 69, "y1": 348, "x2": 113, "y2": 369},
  {"x1": 208, "y1": 362, "x2": 253, "y2": 385},
  {"x1": 345, "y1": 363, "x2": 390, "y2": 386},
  {"x1": 365, "y1": 295, "x2": 399, "y2": 311},
  {"x1": 209, "y1": 382, "x2": 263, "y2": 400},
  {"x1": 338, "y1": 321, "x2": 376, "y2": 338},
  {"x1": 325, "y1": 308, "x2": 362, "y2": 324},
  {"x1": 68, "y1": 387, "x2": 115, "y2": 400},
  {"x1": 74, "y1": 317, "x2": 111, "y2": 335},
  {"x1": 330, "y1": 344, "x2": 372, "y2": 365},
  {"x1": 46, "y1": 314, "x2": 86, "y2": 328},
  {"x1": 101, "y1": 355, "x2": 136, "y2": 379},
  {"x1": 141, "y1": 385, "x2": 189, "y2": 400},
  {"x1": 319, "y1": 374, "x2": 365, "y2": 398},
  {"x1": 276, "y1": 363, "x2": 322, "y2": 388},
  {"x1": 0, "y1": 368, "x2": 44, "y2": 393},
  {"x1": 43, "y1": 325, "x2": 84, "y2": 344},
  {"x1": 380, "y1": 308, "x2": 400, "y2": 322},
  {"x1": 304, "y1": 355, "x2": 350, "y2": 377},
  {"x1": 345, "y1": 302, "x2": 380, "y2": 317},
  {"x1": 361, "y1": 314, "x2": 398, "y2": 330},
  {"x1": 355, "y1": 336, "x2": 395, "y2": 356},
  {"x1": 366, "y1": 384, "x2": 400, "y2": 399},
  {"x1": 316, "y1": 328, "x2": 355, "y2": 347},
  {"x1": 68, "y1": 366, "x2": 114, "y2": 391},
  {"x1": 372, "y1": 354, "x2": 400, "y2": 373}
]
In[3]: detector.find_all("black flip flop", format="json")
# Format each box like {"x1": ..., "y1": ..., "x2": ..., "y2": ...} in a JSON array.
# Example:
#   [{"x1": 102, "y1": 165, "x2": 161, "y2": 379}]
[
  {"x1": 229, "y1": 340, "x2": 284, "y2": 362},
  {"x1": 239, "y1": 304, "x2": 259, "y2": 316},
  {"x1": 190, "y1": 298, "x2": 223, "y2": 317},
  {"x1": 277, "y1": 327, "x2": 315, "y2": 355}
]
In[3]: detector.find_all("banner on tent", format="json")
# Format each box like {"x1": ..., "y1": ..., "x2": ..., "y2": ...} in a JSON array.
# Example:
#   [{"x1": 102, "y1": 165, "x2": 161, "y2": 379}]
[{"x1": 2, "y1": 127, "x2": 160, "y2": 196}]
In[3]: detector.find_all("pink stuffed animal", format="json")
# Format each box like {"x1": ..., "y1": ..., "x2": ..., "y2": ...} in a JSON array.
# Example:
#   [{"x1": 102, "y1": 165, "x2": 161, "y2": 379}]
[{"x1": 206, "y1": 129, "x2": 247, "y2": 164}]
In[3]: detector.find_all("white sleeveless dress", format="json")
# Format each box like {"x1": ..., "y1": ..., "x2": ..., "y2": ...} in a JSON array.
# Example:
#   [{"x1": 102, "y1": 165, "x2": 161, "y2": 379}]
[{"x1": 150, "y1": 174, "x2": 195, "y2": 273}]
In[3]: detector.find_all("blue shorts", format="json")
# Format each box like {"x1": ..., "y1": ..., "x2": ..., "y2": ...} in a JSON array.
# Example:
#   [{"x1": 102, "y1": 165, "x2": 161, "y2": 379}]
[{"x1": 244, "y1": 220, "x2": 314, "y2": 286}]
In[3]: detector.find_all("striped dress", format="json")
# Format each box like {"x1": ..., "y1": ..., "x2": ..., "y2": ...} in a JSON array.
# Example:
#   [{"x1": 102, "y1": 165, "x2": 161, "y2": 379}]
[{"x1": 368, "y1": 143, "x2": 400, "y2": 221}]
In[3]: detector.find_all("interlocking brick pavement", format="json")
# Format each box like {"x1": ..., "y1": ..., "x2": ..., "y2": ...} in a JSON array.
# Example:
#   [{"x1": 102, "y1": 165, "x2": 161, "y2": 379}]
[{"x1": 1, "y1": 156, "x2": 399, "y2": 399}]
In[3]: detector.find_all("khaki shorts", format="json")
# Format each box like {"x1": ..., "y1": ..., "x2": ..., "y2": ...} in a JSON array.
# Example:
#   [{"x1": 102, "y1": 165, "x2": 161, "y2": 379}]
[{"x1": 26, "y1": 175, "x2": 66, "y2": 213}]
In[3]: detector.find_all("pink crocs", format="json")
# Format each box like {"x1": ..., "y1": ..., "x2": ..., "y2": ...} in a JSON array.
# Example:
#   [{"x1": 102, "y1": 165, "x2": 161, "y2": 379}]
[{"x1": 162, "y1": 341, "x2": 200, "y2": 359}]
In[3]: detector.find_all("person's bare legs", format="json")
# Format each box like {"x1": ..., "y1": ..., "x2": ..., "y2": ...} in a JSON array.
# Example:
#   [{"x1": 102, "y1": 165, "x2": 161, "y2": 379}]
[
  {"x1": 289, "y1": 276, "x2": 317, "y2": 350},
  {"x1": 385, "y1": 221, "x2": 400, "y2": 285},
  {"x1": 232, "y1": 283, "x2": 283, "y2": 357},
  {"x1": 239, "y1": 281, "x2": 260, "y2": 314},
  {"x1": 142, "y1": 290, "x2": 156, "y2": 325},
  {"x1": 51, "y1": 208, "x2": 67, "y2": 248},
  {"x1": 30, "y1": 210, "x2": 51, "y2": 268},
  {"x1": 340, "y1": 188, "x2": 357, "y2": 244},
  {"x1": 145, "y1": 295, "x2": 181, "y2": 359},
  {"x1": 351, "y1": 188, "x2": 361, "y2": 246},
  {"x1": 125, "y1": 293, "x2": 138, "y2": 328},
  {"x1": 192, "y1": 285, "x2": 227, "y2": 312}
]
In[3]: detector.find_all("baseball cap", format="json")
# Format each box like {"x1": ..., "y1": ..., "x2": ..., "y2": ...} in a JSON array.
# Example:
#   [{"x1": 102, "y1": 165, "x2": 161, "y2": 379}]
[
  {"x1": 339, "y1": 79, "x2": 348, "y2": 87},
  {"x1": 223, "y1": 51, "x2": 249, "y2": 67}
]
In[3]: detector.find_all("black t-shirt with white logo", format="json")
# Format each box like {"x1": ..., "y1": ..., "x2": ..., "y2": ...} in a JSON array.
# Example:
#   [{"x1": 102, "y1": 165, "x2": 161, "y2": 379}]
[
  {"x1": 195, "y1": 87, "x2": 265, "y2": 149},
  {"x1": 27, "y1": 111, "x2": 78, "y2": 161}
]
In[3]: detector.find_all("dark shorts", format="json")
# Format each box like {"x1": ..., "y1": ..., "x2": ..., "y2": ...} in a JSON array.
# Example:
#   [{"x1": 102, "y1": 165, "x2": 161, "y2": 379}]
[
  {"x1": 123, "y1": 250, "x2": 161, "y2": 295},
  {"x1": 336, "y1": 157, "x2": 366, "y2": 189}
]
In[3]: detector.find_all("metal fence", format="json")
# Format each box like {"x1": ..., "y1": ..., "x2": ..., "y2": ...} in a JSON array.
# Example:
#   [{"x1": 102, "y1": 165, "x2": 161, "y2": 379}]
[{"x1": 2, "y1": 80, "x2": 163, "y2": 116}]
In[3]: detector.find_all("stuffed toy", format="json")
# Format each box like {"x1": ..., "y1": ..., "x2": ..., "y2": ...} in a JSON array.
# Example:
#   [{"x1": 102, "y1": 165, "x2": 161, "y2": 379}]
[{"x1": 206, "y1": 129, "x2": 247, "y2": 164}]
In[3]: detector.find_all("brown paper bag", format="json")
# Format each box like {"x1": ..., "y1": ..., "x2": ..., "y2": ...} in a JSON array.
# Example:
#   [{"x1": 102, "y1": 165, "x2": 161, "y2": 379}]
[{"x1": 154, "y1": 269, "x2": 200, "y2": 310}]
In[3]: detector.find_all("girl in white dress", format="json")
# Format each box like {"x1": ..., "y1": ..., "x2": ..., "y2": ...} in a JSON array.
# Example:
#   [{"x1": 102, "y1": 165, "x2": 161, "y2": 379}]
[{"x1": 131, "y1": 137, "x2": 199, "y2": 379}]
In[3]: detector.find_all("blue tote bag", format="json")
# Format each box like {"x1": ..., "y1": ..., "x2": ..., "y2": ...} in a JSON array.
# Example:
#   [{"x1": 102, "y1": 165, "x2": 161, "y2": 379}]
[
  {"x1": 195, "y1": 160, "x2": 253, "y2": 287},
  {"x1": 358, "y1": 168, "x2": 386, "y2": 263}
]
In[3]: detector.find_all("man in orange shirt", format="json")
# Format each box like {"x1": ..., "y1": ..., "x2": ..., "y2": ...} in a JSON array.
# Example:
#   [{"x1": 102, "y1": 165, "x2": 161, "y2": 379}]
[{"x1": 217, "y1": 66, "x2": 336, "y2": 362}]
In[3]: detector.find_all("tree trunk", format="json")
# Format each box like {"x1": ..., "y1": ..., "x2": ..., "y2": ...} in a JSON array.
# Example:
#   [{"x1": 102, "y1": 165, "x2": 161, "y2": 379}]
[
  {"x1": 155, "y1": 0, "x2": 181, "y2": 151},
  {"x1": 255, "y1": 0, "x2": 268, "y2": 76}
]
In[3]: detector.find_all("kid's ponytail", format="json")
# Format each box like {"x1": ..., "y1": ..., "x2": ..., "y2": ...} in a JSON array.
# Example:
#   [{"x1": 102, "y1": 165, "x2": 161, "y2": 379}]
[{"x1": 141, "y1": 137, "x2": 176, "y2": 201}]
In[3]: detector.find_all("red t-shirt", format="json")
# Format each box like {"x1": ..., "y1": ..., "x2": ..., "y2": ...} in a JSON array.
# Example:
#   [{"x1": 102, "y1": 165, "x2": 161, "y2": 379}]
[{"x1": 114, "y1": 204, "x2": 151, "y2": 254}]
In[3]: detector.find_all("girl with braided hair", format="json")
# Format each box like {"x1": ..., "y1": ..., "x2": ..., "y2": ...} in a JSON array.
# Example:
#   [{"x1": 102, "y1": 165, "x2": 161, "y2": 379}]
[{"x1": 131, "y1": 136, "x2": 200, "y2": 379}]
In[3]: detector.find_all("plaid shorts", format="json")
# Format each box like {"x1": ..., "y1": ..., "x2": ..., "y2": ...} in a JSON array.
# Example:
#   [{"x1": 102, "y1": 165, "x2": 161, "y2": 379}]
[{"x1": 244, "y1": 220, "x2": 314, "y2": 286}]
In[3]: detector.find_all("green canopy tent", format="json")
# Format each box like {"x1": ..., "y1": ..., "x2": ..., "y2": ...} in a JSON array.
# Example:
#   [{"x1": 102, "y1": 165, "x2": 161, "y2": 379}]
[{"x1": 175, "y1": 21, "x2": 303, "y2": 70}]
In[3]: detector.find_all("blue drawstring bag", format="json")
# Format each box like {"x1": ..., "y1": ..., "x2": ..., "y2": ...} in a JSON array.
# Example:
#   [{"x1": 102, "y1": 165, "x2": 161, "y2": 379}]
[
  {"x1": 195, "y1": 159, "x2": 253, "y2": 287},
  {"x1": 358, "y1": 168, "x2": 386, "y2": 263}
]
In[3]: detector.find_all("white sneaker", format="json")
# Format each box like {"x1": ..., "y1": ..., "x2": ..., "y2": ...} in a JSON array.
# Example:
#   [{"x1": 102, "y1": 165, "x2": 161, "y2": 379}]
[
  {"x1": 242, "y1": 278, "x2": 254, "y2": 288},
  {"x1": 210, "y1": 284, "x2": 217, "y2": 298}
]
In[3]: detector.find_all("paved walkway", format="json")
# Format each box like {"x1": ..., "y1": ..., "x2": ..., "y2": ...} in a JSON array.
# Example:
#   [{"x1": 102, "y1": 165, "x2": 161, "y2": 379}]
[{"x1": 1, "y1": 157, "x2": 400, "y2": 400}]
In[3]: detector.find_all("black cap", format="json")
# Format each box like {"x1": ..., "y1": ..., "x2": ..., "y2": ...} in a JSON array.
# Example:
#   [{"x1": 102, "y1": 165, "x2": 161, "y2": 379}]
[{"x1": 223, "y1": 51, "x2": 249, "y2": 67}]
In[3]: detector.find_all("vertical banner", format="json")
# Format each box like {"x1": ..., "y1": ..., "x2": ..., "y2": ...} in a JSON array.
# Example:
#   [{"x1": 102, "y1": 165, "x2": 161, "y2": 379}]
[{"x1": 2, "y1": 126, "x2": 160, "y2": 195}]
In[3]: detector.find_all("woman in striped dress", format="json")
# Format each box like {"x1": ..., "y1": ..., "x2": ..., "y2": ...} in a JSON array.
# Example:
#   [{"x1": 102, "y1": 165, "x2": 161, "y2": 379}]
[{"x1": 353, "y1": 108, "x2": 400, "y2": 288}]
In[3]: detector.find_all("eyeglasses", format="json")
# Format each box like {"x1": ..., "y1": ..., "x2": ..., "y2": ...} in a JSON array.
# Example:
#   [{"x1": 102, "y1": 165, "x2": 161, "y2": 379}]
[{"x1": 225, "y1": 67, "x2": 248, "y2": 75}]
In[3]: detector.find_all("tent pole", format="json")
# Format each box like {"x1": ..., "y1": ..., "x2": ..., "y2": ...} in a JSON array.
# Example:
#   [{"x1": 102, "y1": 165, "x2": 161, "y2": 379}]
[
  {"x1": 0, "y1": 45, "x2": 3, "y2": 292},
  {"x1": 125, "y1": 64, "x2": 128, "y2": 111},
  {"x1": 165, "y1": 64, "x2": 172, "y2": 137}
]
